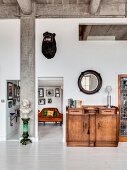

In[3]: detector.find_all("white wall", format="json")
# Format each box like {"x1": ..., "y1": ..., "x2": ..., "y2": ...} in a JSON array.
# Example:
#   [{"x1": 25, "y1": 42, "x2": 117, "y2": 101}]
[
  {"x1": 36, "y1": 18, "x2": 127, "y2": 142},
  {"x1": 38, "y1": 86, "x2": 62, "y2": 112},
  {"x1": 36, "y1": 18, "x2": 127, "y2": 107},
  {"x1": 0, "y1": 20, "x2": 20, "y2": 140}
]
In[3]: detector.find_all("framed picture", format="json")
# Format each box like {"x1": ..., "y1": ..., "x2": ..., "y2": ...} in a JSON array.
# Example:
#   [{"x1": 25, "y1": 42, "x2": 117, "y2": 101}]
[
  {"x1": 17, "y1": 85, "x2": 20, "y2": 97},
  {"x1": 17, "y1": 96, "x2": 20, "y2": 102},
  {"x1": 38, "y1": 88, "x2": 44, "y2": 97},
  {"x1": 7, "y1": 82, "x2": 13, "y2": 100},
  {"x1": 55, "y1": 88, "x2": 60, "y2": 97},
  {"x1": 38, "y1": 98, "x2": 46, "y2": 105},
  {"x1": 55, "y1": 93, "x2": 60, "y2": 97},
  {"x1": 13, "y1": 98, "x2": 16, "y2": 106},
  {"x1": 55, "y1": 88, "x2": 60, "y2": 93},
  {"x1": 13, "y1": 84, "x2": 17, "y2": 98},
  {"x1": 48, "y1": 98, "x2": 52, "y2": 104},
  {"x1": 8, "y1": 101, "x2": 13, "y2": 108},
  {"x1": 46, "y1": 89, "x2": 54, "y2": 97}
]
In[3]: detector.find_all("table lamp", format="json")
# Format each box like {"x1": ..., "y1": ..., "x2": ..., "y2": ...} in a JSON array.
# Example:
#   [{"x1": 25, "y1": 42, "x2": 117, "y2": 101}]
[{"x1": 105, "y1": 85, "x2": 112, "y2": 108}]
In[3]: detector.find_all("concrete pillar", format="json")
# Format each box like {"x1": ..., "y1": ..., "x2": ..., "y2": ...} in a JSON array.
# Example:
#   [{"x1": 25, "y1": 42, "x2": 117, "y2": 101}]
[{"x1": 20, "y1": 16, "x2": 35, "y2": 137}]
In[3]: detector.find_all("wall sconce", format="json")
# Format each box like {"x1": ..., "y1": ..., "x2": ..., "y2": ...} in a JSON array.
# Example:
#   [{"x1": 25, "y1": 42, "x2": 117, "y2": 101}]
[{"x1": 105, "y1": 85, "x2": 112, "y2": 108}]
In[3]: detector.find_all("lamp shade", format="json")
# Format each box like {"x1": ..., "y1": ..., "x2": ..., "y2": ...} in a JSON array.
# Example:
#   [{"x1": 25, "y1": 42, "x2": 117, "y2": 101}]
[{"x1": 105, "y1": 85, "x2": 112, "y2": 95}]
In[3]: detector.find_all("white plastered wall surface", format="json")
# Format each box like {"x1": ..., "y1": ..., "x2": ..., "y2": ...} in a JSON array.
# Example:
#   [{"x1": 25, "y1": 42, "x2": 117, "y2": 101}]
[
  {"x1": 36, "y1": 18, "x2": 127, "y2": 142},
  {"x1": 0, "y1": 20, "x2": 20, "y2": 141}
]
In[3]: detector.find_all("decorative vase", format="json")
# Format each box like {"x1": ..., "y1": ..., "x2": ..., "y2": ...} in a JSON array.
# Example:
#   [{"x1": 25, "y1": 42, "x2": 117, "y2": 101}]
[{"x1": 20, "y1": 118, "x2": 32, "y2": 145}]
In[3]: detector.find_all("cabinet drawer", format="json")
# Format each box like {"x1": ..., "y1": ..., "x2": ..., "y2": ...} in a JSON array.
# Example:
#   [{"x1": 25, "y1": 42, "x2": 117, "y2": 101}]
[
  {"x1": 99, "y1": 109, "x2": 115, "y2": 114},
  {"x1": 69, "y1": 109, "x2": 83, "y2": 115}
]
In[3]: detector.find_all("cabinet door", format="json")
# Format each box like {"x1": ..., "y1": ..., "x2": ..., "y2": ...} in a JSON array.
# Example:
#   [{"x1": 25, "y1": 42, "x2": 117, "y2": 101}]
[
  {"x1": 67, "y1": 115, "x2": 89, "y2": 143},
  {"x1": 96, "y1": 115, "x2": 117, "y2": 143}
]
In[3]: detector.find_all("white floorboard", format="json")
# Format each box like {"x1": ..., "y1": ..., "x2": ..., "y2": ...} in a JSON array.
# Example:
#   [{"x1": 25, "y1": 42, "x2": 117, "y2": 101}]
[
  {"x1": 0, "y1": 123, "x2": 127, "y2": 170},
  {"x1": 38, "y1": 122, "x2": 63, "y2": 142}
]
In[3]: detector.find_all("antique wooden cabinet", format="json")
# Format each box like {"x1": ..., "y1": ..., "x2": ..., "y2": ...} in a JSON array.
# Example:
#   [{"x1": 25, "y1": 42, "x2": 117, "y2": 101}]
[{"x1": 66, "y1": 106, "x2": 118, "y2": 147}]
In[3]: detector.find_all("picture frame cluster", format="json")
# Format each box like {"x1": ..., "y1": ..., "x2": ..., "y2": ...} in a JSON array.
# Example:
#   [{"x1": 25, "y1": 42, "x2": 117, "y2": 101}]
[
  {"x1": 7, "y1": 81, "x2": 20, "y2": 108},
  {"x1": 38, "y1": 87, "x2": 60, "y2": 105}
]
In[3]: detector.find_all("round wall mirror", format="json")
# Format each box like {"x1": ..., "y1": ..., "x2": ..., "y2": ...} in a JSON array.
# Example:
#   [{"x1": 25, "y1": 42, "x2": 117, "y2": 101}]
[{"x1": 78, "y1": 70, "x2": 102, "y2": 94}]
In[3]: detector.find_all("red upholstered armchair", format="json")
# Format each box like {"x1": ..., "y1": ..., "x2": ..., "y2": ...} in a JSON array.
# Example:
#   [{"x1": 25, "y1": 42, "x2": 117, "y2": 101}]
[{"x1": 38, "y1": 108, "x2": 63, "y2": 126}]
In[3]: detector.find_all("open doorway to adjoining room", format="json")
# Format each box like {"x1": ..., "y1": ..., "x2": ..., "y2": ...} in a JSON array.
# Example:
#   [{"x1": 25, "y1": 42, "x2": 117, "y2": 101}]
[
  {"x1": 38, "y1": 77, "x2": 64, "y2": 142},
  {"x1": 6, "y1": 80, "x2": 20, "y2": 141}
]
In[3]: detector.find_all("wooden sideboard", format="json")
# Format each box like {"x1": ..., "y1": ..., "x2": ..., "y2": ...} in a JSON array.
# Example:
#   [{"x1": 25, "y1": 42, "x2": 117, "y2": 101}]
[{"x1": 66, "y1": 106, "x2": 119, "y2": 147}]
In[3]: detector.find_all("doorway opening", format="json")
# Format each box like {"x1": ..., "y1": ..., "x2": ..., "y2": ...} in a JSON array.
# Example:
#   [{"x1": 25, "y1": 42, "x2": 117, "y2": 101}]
[
  {"x1": 6, "y1": 80, "x2": 20, "y2": 141},
  {"x1": 38, "y1": 77, "x2": 63, "y2": 142}
]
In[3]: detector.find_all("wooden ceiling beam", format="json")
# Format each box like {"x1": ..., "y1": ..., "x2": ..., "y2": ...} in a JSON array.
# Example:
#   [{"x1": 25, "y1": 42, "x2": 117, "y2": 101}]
[
  {"x1": 16, "y1": 0, "x2": 32, "y2": 15},
  {"x1": 89, "y1": 0, "x2": 102, "y2": 14}
]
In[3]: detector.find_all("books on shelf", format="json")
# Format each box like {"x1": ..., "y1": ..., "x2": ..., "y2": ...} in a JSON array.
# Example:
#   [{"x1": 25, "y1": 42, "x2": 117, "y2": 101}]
[{"x1": 68, "y1": 98, "x2": 83, "y2": 108}]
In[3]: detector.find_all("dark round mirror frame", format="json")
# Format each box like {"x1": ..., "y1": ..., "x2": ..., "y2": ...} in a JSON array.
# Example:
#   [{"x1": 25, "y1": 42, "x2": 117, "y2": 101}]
[{"x1": 78, "y1": 70, "x2": 102, "y2": 95}]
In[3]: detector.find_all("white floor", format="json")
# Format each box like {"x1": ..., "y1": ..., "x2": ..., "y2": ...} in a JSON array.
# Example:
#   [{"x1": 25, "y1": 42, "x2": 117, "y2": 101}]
[
  {"x1": 8, "y1": 133, "x2": 19, "y2": 141},
  {"x1": 0, "y1": 123, "x2": 127, "y2": 170},
  {"x1": 38, "y1": 122, "x2": 63, "y2": 142}
]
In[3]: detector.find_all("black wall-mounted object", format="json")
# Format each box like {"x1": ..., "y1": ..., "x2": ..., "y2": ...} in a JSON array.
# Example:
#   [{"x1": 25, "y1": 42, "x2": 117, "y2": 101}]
[
  {"x1": 78, "y1": 70, "x2": 102, "y2": 95},
  {"x1": 42, "y1": 32, "x2": 57, "y2": 59}
]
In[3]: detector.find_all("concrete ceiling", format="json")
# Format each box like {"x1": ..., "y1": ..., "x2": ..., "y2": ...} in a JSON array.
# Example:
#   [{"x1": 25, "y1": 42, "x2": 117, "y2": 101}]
[
  {"x1": 0, "y1": 0, "x2": 126, "y2": 17},
  {"x1": 35, "y1": 0, "x2": 91, "y2": 4},
  {"x1": 1, "y1": 0, "x2": 91, "y2": 4},
  {"x1": 2, "y1": 0, "x2": 17, "y2": 3},
  {"x1": 79, "y1": 25, "x2": 127, "y2": 40}
]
